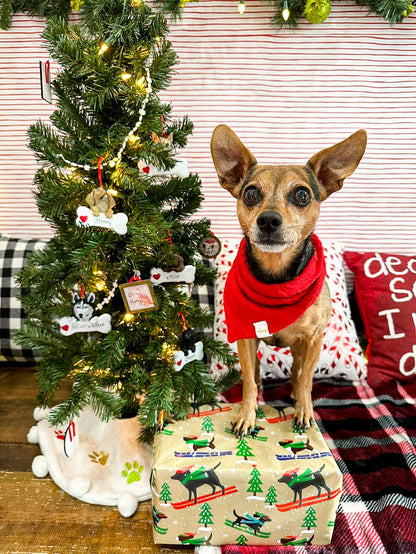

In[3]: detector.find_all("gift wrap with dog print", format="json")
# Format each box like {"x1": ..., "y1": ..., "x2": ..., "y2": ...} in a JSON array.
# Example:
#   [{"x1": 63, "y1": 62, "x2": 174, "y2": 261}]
[{"x1": 151, "y1": 404, "x2": 342, "y2": 547}]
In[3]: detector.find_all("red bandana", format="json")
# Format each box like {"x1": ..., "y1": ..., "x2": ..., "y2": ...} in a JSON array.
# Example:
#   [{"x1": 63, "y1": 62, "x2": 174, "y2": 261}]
[{"x1": 223, "y1": 234, "x2": 326, "y2": 342}]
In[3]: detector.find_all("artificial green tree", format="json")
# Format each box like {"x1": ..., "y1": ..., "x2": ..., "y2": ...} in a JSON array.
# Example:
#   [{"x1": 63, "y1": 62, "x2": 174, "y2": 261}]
[{"x1": 16, "y1": 0, "x2": 237, "y2": 441}]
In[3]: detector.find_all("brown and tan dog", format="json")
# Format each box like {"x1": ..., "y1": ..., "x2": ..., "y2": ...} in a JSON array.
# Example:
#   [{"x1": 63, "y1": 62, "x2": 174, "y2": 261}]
[{"x1": 210, "y1": 125, "x2": 367, "y2": 436}]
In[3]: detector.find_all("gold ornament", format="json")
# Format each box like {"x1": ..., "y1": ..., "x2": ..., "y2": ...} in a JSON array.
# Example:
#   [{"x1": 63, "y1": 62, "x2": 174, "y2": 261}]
[{"x1": 304, "y1": 0, "x2": 331, "y2": 24}]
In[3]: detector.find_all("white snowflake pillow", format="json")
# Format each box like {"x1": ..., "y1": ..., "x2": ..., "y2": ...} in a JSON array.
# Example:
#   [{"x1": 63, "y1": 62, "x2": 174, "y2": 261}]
[{"x1": 211, "y1": 239, "x2": 367, "y2": 382}]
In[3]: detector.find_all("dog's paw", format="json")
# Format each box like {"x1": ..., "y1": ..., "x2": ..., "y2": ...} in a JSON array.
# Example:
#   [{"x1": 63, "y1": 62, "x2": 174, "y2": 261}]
[
  {"x1": 231, "y1": 406, "x2": 257, "y2": 438},
  {"x1": 293, "y1": 402, "x2": 315, "y2": 431}
]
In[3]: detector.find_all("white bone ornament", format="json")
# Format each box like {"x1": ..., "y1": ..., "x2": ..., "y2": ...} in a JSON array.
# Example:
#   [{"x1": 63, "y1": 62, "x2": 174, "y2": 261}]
[
  {"x1": 173, "y1": 341, "x2": 204, "y2": 371},
  {"x1": 138, "y1": 158, "x2": 189, "y2": 179},
  {"x1": 150, "y1": 265, "x2": 196, "y2": 285},
  {"x1": 76, "y1": 206, "x2": 128, "y2": 235},
  {"x1": 58, "y1": 313, "x2": 112, "y2": 335}
]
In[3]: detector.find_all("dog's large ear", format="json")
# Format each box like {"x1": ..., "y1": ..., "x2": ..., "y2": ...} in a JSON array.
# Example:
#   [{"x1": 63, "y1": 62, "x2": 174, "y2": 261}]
[
  {"x1": 211, "y1": 125, "x2": 257, "y2": 197},
  {"x1": 306, "y1": 130, "x2": 367, "y2": 200}
]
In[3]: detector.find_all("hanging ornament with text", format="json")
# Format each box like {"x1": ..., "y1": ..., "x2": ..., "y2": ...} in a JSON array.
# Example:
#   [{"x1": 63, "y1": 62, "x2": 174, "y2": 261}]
[
  {"x1": 58, "y1": 291, "x2": 112, "y2": 335},
  {"x1": 76, "y1": 157, "x2": 128, "y2": 234},
  {"x1": 173, "y1": 318, "x2": 204, "y2": 372}
]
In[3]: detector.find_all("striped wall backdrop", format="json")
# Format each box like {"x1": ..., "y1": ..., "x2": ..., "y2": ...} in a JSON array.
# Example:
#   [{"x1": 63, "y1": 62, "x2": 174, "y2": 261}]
[{"x1": 1, "y1": 1, "x2": 416, "y2": 256}]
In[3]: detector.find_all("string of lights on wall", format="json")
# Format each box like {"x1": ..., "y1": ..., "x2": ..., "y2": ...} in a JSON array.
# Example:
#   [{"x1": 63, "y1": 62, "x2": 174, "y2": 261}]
[{"x1": 1, "y1": 0, "x2": 414, "y2": 31}]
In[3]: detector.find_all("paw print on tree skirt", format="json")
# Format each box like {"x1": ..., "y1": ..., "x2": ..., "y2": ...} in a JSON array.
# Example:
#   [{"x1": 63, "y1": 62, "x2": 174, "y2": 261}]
[
  {"x1": 89, "y1": 450, "x2": 109, "y2": 465},
  {"x1": 122, "y1": 461, "x2": 144, "y2": 484}
]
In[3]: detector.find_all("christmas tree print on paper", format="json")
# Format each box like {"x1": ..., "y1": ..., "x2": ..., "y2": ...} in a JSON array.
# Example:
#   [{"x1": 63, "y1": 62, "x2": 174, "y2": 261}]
[
  {"x1": 236, "y1": 535, "x2": 248, "y2": 546},
  {"x1": 14, "y1": 0, "x2": 238, "y2": 441},
  {"x1": 160, "y1": 482, "x2": 172, "y2": 505},
  {"x1": 235, "y1": 437, "x2": 255, "y2": 462},
  {"x1": 265, "y1": 484, "x2": 278, "y2": 506},
  {"x1": 201, "y1": 416, "x2": 214, "y2": 434},
  {"x1": 198, "y1": 502, "x2": 213, "y2": 530},
  {"x1": 302, "y1": 506, "x2": 318, "y2": 530},
  {"x1": 247, "y1": 465, "x2": 264, "y2": 500},
  {"x1": 256, "y1": 406, "x2": 265, "y2": 419}
]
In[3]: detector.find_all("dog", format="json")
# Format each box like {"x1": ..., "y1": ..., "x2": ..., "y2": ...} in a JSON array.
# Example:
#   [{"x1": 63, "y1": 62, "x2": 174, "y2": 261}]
[
  {"x1": 231, "y1": 510, "x2": 271, "y2": 534},
  {"x1": 182, "y1": 435, "x2": 217, "y2": 454},
  {"x1": 278, "y1": 464, "x2": 330, "y2": 506},
  {"x1": 72, "y1": 292, "x2": 95, "y2": 321},
  {"x1": 86, "y1": 187, "x2": 116, "y2": 218},
  {"x1": 279, "y1": 438, "x2": 314, "y2": 456},
  {"x1": 171, "y1": 462, "x2": 225, "y2": 504},
  {"x1": 210, "y1": 125, "x2": 367, "y2": 436}
]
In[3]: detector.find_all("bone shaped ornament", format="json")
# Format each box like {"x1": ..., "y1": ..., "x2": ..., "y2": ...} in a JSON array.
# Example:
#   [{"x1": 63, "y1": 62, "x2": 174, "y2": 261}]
[
  {"x1": 58, "y1": 313, "x2": 112, "y2": 335},
  {"x1": 150, "y1": 265, "x2": 196, "y2": 285},
  {"x1": 173, "y1": 341, "x2": 204, "y2": 371},
  {"x1": 137, "y1": 158, "x2": 189, "y2": 179},
  {"x1": 76, "y1": 206, "x2": 128, "y2": 235}
]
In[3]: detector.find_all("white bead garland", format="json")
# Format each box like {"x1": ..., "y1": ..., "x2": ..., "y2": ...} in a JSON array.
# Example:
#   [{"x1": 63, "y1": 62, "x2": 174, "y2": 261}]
[
  {"x1": 55, "y1": 67, "x2": 152, "y2": 172},
  {"x1": 96, "y1": 280, "x2": 119, "y2": 311}
]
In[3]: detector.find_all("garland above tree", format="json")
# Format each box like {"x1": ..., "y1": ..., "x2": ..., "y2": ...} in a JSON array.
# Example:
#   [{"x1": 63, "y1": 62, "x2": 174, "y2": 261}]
[
  {"x1": 158, "y1": 0, "x2": 414, "y2": 27},
  {"x1": 1, "y1": 0, "x2": 414, "y2": 30}
]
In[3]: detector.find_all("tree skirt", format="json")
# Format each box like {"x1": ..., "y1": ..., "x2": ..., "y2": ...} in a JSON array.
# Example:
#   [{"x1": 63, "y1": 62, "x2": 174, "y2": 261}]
[{"x1": 28, "y1": 405, "x2": 152, "y2": 517}]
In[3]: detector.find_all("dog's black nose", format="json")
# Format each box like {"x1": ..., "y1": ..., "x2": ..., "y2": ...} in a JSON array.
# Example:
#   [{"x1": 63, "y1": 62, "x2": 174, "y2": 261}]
[{"x1": 257, "y1": 211, "x2": 282, "y2": 234}]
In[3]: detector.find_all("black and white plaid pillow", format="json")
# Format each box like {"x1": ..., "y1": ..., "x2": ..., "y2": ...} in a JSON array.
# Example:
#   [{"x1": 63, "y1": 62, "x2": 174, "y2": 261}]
[{"x1": 0, "y1": 235, "x2": 46, "y2": 363}]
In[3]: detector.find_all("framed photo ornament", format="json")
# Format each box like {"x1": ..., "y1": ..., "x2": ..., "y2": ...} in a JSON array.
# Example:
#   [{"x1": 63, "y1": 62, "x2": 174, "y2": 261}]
[{"x1": 119, "y1": 279, "x2": 158, "y2": 314}]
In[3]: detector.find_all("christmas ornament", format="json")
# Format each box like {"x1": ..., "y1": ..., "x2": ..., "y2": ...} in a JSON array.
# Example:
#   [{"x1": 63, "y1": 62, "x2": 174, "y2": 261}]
[
  {"x1": 150, "y1": 264, "x2": 195, "y2": 285},
  {"x1": 199, "y1": 235, "x2": 222, "y2": 259},
  {"x1": 173, "y1": 328, "x2": 204, "y2": 371},
  {"x1": 152, "y1": 131, "x2": 173, "y2": 147},
  {"x1": 58, "y1": 292, "x2": 112, "y2": 335},
  {"x1": 304, "y1": 0, "x2": 331, "y2": 24},
  {"x1": 85, "y1": 188, "x2": 116, "y2": 218},
  {"x1": 119, "y1": 275, "x2": 158, "y2": 314},
  {"x1": 137, "y1": 158, "x2": 189, "y2": 179},
  {"x1": 76, "y1": 157, "x2": 128, "y2": 233},
  {"x1": 76, "y1": 207, "x2": 128, "y2": 234}
]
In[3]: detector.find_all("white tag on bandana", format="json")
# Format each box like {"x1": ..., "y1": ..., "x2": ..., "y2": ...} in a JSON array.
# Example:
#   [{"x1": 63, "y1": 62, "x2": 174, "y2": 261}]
[{"x1": 253, "y1": 320, "x2": 271, "y2": 338}]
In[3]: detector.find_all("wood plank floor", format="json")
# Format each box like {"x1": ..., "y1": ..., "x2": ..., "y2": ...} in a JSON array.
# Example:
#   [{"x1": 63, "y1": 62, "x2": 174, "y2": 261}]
[{"x1": 0, "y1": 366, "x2": 190, "y2": 553}]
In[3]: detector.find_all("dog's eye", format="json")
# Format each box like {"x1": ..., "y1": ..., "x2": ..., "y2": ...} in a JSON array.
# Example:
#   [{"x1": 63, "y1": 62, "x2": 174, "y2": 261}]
[
  {"x1": 243, "y1": 186, "x2": 261, "y2": 206},
  {"x1": 293, "y1": 187, "x2": 311, "y2": 206}
]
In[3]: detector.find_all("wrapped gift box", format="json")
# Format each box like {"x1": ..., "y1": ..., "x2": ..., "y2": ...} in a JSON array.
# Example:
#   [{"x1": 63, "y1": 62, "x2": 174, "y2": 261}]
[{"x1": 151, "y1": 404, "x2": 342, "y2": 547}]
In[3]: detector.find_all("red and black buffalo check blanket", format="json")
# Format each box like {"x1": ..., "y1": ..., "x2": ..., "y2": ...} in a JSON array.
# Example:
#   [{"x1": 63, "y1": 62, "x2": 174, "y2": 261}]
[{"x1": 222, "y1": 379, "x2": 416, "y2": 554}]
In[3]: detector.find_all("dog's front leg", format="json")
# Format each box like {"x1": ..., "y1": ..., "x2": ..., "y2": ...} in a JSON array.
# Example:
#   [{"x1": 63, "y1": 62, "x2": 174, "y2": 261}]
[
  {"x1": 291, "y1": 335, "x2": 322, "y2": 429},
  {"x1": 232, "y1": 338, "x2": 259, "y2": 437}
]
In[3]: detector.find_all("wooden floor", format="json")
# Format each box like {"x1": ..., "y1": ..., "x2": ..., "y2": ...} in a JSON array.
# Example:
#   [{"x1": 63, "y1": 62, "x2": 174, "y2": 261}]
[{"x1": 0, "y1": 366, "x2": 190, "y2": 554}]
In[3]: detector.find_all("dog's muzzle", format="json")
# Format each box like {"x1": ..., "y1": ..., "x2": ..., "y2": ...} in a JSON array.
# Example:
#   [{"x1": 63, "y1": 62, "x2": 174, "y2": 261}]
[{"x1": 255, "y1": 211, "x2": 286, "y2": 250}]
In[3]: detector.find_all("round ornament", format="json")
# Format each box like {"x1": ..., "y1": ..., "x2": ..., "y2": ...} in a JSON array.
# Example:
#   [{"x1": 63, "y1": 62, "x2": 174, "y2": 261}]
[
  {"x1": 304, "y1": 0, "x2": 331, "y2": 24},
  {"x1": 199, "y1": 235, "x2": 222, "y2": 259}
]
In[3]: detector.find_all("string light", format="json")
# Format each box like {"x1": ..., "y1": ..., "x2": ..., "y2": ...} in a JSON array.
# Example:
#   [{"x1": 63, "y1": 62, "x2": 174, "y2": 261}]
[
  {"x1": 124, "y1": 313, "x2": 134, "y2": 322},
  {"x1": 98, "y1": 42, "x2": 109, "y2": 55},
  {"x1": 238, "y1": 0, "x2": 245, "y2": 14},
  {"x1": 121, "y1": 72, "x2": 132, "y2": 81},
  {"x1": 282, "y1": 0, "x2": 290, "y2": 20}
]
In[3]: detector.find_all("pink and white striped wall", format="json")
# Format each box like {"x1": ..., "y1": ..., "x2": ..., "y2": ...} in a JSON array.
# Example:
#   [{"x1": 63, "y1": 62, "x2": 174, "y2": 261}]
[{"x1": 1, "y1": 0, "x2": 415, "y2": 255}]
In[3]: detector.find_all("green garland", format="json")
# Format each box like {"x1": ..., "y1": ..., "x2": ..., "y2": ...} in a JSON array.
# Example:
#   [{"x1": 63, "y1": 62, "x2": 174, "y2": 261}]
[
  {"x1": 159, "y1": 0, "x2": 414, "y2": 28},
  {"x1": 1, "y1": 0, "x2": 414, "y2": 30}
]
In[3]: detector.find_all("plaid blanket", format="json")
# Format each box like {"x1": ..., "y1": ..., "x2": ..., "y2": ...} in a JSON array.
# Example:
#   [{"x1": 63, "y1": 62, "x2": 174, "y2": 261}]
[{"x1": 222, "y1": 379, "x2": 416, "y2": 554}]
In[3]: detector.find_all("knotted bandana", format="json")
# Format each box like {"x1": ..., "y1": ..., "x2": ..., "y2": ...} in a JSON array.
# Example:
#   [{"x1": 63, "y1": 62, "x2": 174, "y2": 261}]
[{"x1": 223, "y1": 234, "x2": 326, "y2": 342}]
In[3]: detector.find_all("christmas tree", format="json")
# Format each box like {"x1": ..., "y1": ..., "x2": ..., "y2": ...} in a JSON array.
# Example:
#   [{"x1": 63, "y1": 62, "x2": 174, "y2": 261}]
[
  {"x1": 198, "y1": 503, "x2": 213, "y2": 527},
  {"x1": 15, "y1": 0, "x2": 237, "y2": 441},
  {"x1": 235, "y1": 437, "x2": 254, "y2": 461},
  {"x1": 247, "y1": 466, "x2": 263, "y2": 496},
  {"x1": 302, "y1": 506, "x2": 318, "y2": 530}
]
